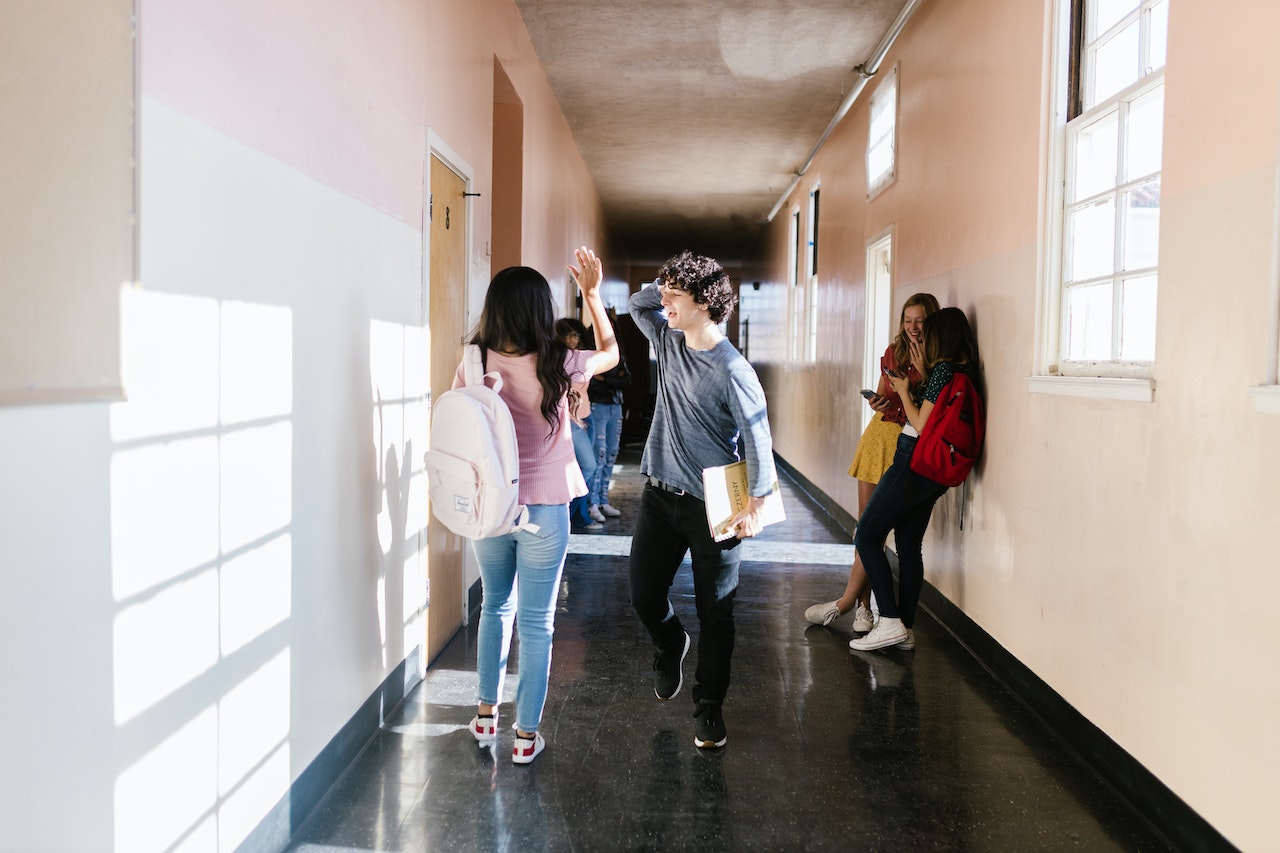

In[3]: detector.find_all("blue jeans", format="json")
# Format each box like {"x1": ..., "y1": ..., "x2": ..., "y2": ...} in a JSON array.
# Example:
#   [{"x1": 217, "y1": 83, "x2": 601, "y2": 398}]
[
  {"x1": 472, "y1": 503, "x2": 570, "y2": 734},
  {"x1": 569, "y1": 415, "x2": 597, "y2": 524},
  {"x1": 854, "y1": 434, "x2": 948, "y2": 628},
  {"x1": 590, "y1": 402, "x2": 623, "y2": 506},
  {"x1": 629, "y1": 483, "x2": 740, "y2": 705}
]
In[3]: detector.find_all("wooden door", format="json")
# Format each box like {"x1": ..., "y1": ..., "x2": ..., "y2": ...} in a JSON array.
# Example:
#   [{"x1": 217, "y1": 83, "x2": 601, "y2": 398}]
[{"x1": 426, "y1": 155, "x2": 468, "y2": 662}]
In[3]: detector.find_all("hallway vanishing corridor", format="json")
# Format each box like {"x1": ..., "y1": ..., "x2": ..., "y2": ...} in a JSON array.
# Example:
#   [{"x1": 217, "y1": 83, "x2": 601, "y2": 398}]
[{"x1": 284, "y1": 444, "x2": 1171, "y2": 852}]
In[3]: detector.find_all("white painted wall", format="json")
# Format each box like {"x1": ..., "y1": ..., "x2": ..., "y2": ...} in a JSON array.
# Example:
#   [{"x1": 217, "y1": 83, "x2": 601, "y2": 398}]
[{"x1": 0, "y1": 0, "x2": 607, "y2": 849}]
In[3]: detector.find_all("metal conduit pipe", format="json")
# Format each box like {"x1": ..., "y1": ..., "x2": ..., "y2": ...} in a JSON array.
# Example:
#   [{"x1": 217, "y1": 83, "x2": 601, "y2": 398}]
[{"x1": 764, "y1": 0, "x2": 928, "y2": 223}]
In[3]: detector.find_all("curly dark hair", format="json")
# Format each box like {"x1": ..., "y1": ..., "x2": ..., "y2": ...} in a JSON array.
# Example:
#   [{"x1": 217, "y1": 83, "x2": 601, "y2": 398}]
[
  {"x1": 656, "y1": 250, "x2": 737, "y2": 324},
  {"x1": 469, "y1": 266, "x2": 571, "y2": 434}
]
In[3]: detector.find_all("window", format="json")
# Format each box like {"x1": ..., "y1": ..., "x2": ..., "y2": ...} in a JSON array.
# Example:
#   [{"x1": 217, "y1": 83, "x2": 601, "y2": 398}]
[
  {"x1": 788, "y1": 207, "x2": 804, "y2": 362},
  {"x1": 867, "y1": 64, "x2": 898, "y2": 199},
  {"x1": 805, "y1": 186, "x2": 820, "y2": 362},
  {"x1": 1051, "y1": 0, "x2": 1168, "y2": 381}
]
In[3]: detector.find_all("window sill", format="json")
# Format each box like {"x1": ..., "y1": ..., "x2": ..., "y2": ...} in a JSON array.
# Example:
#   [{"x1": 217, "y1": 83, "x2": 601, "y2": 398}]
[
  {"x1": 1026, "y1": 375, "x2": 1154, "y2": 402},
  {"x1": 1249, "y1": 385, "x2": 1280, "y2": 414}
]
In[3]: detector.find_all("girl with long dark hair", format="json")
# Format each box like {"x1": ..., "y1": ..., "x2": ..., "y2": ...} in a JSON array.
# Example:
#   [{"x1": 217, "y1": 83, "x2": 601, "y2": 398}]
[{"x1": 464, "y1": 248, "x2": 618, "y2": 764}]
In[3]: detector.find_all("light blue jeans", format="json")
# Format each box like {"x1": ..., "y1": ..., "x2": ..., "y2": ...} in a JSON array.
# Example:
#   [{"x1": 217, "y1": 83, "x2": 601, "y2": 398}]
[
  {"x1": 472, "y1": 503, "x2": 570, "y2": 734},
  {"x1": 591, "y1": 402, "x2": 623, "y2": 507}
]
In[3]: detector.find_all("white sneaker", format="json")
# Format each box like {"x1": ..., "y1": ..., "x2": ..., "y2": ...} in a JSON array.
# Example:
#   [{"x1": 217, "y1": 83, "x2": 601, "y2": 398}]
[
  {"x1": 588, "y1": 505, "x2": 606, "y2": 523},
  {"x1": 896, "y1": 628, "x2": 916, "y2": 650},
  {"x1": 852, "y1": 602, "x2": 874, "y2": 633},
  {"x1": 849, "y1": 616, "x2": 909, "y2": 651},
  {"x1": 470, "y1": 712, "x2": 498, "y2": 745},
  {"x1": 600, "y1": 504, "x2": 622, "y2": 518},
  {"x1": 803, "y1": 600, "x2": 842, "y2": 626},
  {"x1": 512, "y1": 731, "x2": 545, "y2": 765}
]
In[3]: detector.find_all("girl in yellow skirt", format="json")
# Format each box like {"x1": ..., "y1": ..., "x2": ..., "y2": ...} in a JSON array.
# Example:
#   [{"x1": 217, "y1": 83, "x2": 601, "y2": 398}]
[{"x1": 804, "y1": 293, "x2": 940, "y2": 631}]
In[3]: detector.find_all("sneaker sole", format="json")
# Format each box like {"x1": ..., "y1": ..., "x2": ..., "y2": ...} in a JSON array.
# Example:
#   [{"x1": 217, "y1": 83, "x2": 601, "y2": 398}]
[
  {"x1": 656, "y1": 632, "x2": 691, "y2": 700},
  {"x1": 694, "y1": 734, "x2": 727, "y2": 749}
]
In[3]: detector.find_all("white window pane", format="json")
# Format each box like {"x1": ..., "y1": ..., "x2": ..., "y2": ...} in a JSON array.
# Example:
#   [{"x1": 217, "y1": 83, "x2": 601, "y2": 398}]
[
  {"x1": 1068, "y1": 198, "x2": 1116, "y2": 282},
  {"x1": 1092, "y1": 21, "x2": 1140, "y2": 106},
  {"x1": 1067, "y1": 281, "x2": 1114, "y2": 360},
  {"x1": 1094, "y1": 0, "x2": 1137, "y2": 36},
  {"x1": 1125, "y1": 86, "x2": 1164, "y2": 180},
  {"x1": 869, "y1": 99, "x2": 895, "y2": 140},
  {"x1": 1123, "y1": 177, "x2": 1161, "y2": 270},
  {"x1": 1120, "y1": 275, "x2": 1157, "y2": 360},
  {"x1": 1149, "y1": 0, "x2": 1169, "y2": 70},
  {"x1": 868, "y1": 139, "x2": 894, "y2": 184},
  {"x1": 1073, "y1": 112, "x2": 1118, "y2": 201}
]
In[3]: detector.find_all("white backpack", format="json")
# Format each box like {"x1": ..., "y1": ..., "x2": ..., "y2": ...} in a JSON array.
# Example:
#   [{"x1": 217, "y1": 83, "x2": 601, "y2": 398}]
[{"x1": 424, "y1": 345, "x2": 536, "y2": 539}]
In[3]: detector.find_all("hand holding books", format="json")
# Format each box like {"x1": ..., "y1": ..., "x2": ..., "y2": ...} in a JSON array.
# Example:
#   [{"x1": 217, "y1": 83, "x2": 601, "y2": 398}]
[{"x1": 702, "y1": 460, "x2": 786, "y2": 542}]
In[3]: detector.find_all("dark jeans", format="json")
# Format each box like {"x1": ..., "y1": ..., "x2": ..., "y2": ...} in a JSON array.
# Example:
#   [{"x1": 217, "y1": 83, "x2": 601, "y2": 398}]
[
  {"x1": 854, "y1": 433, "x2": 948, "y2": 628},
  {"x1": 629, "y1": 482, "x2": 740, "y2": 705}
]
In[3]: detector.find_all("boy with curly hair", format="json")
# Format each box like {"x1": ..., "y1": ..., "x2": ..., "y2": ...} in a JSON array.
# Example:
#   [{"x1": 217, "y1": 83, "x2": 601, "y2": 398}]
[{"x1": 627, "y1": 250, "x2": 777, "y2": 750}]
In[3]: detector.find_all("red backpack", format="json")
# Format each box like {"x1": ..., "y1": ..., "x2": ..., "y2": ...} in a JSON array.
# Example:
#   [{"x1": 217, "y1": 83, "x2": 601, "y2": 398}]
[{"x1": 910, "y1": 370, "x2": 985, "y2": 487}]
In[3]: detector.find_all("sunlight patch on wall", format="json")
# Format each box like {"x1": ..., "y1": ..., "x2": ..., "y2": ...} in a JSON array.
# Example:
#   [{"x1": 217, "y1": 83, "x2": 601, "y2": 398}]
[
  {"x1": 370, "y1": 319, "x2": 430, "y2": 669},
  {"x1": 111, "y1": 289, "x2": 295, "y2": 851},
  {"x1": 113, "y1": 569, "x2": 220, "y2": 724},
  {"x1": 115, "y1": 706, "x2": 218, "y2": 852}
]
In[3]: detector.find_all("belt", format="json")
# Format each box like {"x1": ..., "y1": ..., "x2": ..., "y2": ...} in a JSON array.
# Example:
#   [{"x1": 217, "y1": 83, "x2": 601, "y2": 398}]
[{"x1": 647, "y1": 477, "x2": 687, "y2": 495}]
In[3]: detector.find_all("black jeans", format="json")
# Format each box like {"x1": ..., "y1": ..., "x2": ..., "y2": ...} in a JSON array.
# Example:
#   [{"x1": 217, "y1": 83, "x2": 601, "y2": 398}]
[
  {"x1": 629, "y1": 482, "x2": 740, "y2": 705},
  {"x1": 854, "y1": 433, "x2": 948, "y2": 628}
]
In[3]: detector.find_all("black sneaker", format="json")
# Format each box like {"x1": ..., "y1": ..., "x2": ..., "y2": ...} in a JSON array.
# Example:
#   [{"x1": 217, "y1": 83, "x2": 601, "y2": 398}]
[
  {"x1": 693, "y1": 702, "x2": 727, "y2": 749},
  {"x1": 653, "y1": 632, "x2": 691, "y2": 700}
]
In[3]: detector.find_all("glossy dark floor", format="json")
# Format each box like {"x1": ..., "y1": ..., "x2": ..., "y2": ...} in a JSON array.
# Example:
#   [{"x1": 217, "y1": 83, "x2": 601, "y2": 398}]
[{"x1": 286, "y1": 444, "x2": 1171, "y2": 852}]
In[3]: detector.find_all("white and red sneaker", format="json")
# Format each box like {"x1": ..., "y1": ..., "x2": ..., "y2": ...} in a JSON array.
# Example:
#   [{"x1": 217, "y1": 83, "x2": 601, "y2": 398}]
[
  {"x1": 512, "y1": 731, "x2": 545, "y2": 765},
  {"x1": 470, "y1": 712, "x2": 497, "y2": 745}
]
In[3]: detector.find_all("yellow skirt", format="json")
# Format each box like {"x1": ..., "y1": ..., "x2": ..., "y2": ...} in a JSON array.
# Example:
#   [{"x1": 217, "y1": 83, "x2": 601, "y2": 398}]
[{"x1": 847, "y1": 413, "x2": 903, "y2": 484}]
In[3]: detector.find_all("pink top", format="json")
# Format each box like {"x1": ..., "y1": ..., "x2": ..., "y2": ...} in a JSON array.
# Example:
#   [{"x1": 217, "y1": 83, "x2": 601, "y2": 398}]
[{"x1": 452, "y1": 348, "x2": 594, "y2": 505}]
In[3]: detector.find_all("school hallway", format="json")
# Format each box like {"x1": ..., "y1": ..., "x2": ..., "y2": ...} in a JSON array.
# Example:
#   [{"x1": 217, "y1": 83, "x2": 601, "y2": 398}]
[{"x1": 283, "y1": 443, "x2": 1170, "y2": 852}]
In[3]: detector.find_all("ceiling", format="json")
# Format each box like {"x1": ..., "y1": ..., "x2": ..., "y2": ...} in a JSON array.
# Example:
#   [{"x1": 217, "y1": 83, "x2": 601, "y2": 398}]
[{"x1": 513, "y1": 0, "x2": 916, "y2": 267}]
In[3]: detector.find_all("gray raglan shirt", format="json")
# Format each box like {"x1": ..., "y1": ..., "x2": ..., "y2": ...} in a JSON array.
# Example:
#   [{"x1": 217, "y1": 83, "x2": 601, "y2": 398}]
[{"x1": 629, "y1": 284, "x2": 777, "y2": 500}]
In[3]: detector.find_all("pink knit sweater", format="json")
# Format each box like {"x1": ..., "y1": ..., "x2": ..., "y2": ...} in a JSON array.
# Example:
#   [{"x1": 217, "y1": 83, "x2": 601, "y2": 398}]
[{"x1": 452, "y1": 349, "x2": 592, "y2": 505}]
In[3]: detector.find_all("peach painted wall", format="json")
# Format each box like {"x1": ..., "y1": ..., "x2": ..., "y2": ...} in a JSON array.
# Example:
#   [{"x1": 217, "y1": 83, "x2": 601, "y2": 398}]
[{"x1": 749, "y1": 0, "x2": 1280, "y2": 849}]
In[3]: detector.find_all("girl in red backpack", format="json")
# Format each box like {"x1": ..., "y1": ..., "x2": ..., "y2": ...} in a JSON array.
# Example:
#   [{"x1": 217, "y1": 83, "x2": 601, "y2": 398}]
[
  {"x1": 462, "y1": 248, "x2": 618, "y2": 764},
  {"x1": 849, "y1": 306, "x2": 979, "y2": 652},
  {"x1": 803, "y1": 292, "x2": 939, "y2": 632}
]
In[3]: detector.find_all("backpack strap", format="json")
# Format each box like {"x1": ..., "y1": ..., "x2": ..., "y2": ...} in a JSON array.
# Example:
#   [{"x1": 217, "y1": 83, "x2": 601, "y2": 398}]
[{"x1": 462, "y1": 344, "x2": 503, "y2": 392}]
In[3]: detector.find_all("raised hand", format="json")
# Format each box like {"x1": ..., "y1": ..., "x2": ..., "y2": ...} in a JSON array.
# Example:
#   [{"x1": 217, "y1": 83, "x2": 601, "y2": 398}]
[{"x1": 568, "y1": 247, "x2": 603, "y2": 298}]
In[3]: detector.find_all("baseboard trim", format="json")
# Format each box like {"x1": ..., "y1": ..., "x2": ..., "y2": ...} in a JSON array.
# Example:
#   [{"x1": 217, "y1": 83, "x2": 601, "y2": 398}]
[
  {"x1": 775, "y1": 452, "x2": 1234, "y2": 852},
  {"x1": 917, "y1": 587, "x2": 1234, "y2": 851},
  {"x1": 236, "y1": 647, "x2": 422, "y2": 853}
]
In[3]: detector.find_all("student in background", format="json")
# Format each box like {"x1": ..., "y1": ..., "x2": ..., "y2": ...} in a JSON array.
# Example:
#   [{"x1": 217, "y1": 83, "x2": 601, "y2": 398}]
[
  {"x1": 587, "y1": 307, "x2": 630, "y2": 520},
  {"x1": 555, "y1": 317, "x2": 601, "y2": 532},
  {"x1": 850, "y1": 307, "x2": 978, "y2": 653},
  {"x1": 463, "y1": 249, "x2": 617, "y2": 765},
  {"x1": 804, "y1": 293, "x2": 939, "y2": 635}
]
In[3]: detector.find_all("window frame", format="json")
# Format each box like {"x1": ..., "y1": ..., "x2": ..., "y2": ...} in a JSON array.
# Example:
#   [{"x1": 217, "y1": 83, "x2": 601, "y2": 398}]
[
  {"x1": 787, "y1": 206, "x2": 803, "y2": 363},
  {"x1": 1033, "y1": 0, "x2": 1167, "y2": 399},
  {"x1": 804, "y1": 184, "x2": 820, "y2": 363}
]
